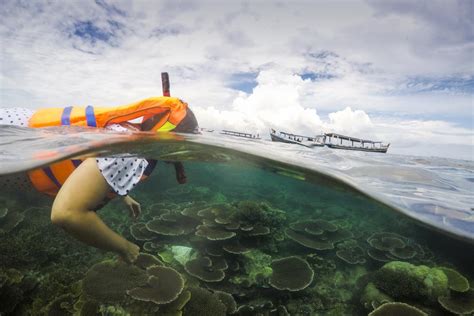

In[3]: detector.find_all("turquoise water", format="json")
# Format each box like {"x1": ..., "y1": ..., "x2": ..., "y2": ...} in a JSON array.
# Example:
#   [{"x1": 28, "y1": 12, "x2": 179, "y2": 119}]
[{"x1": 0, "y1": 126, "x2": 473, "y2": 315}]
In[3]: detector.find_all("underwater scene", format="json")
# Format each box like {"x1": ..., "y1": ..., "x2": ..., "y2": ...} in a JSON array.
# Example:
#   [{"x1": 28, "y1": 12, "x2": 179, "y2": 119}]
[{"x1": 0, "y1": 126, "x2": 473, "y2": 316}]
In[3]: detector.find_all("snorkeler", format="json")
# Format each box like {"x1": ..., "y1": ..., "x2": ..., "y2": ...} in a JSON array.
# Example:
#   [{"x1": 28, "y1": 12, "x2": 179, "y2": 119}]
[{"x1": 0, "y1": 97, "x2": 199, "y2": 264}]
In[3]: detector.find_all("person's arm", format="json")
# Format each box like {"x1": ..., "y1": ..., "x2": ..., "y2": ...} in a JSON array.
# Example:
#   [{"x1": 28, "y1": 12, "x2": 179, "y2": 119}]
[
  {"x1": 50, "y1": 158, "x2": 139, "y2": 263},
  {"x1": 122, "y1": 195, "x2": 141, "y2": 220}
]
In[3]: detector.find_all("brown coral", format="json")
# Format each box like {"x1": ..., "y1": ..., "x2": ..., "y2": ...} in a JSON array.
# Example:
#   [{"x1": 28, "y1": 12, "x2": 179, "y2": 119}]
[
  {"x1": 126, "y1": 266, "x2": 185, "y2": 305},
  {"x1": 269, "y1": 256, "x2": 314, "y2": 291},
  {"x1": 368, "y1": 302, "x2": 427, "y2": 316},
  {"x1": 367, "y1": 232, "x2": 421, "y2": 262},
  {"x1": 195, "y1": 225, "x2": 236, "y2": 241},
  {"x1": 0, "y1": 208, "x2": 24, "y2": 235},
  {"x1": 82, "y1": 260, "x2": 148, "y2": 303},
  {"x1": 184, "y1": 257, "x2": 226, "y2": 282},
  {"x1": 439, "y1": 267, "x2": 470, "y2": 293},
  {"x1": 438, "y1": 290, "x2": 474, "y2": 315},
  {"x1": 183, "y1": 287, "x2": 227, "y2": 316},
  {"x1": 130, "y1": 222, "x2": 156, "y2": 241},
  {"x1": 134, "y1": 253, "x2": 163, "y2": 270}
]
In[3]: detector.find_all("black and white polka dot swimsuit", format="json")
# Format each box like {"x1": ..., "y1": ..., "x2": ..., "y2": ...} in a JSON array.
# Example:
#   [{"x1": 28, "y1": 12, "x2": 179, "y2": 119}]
[
  {"x1": 0, "y1": 107, "x2": 33, "y2": 126},
  {"x1": 0, "y1": 108, "x2": 148, "y2": 195},
  {"x1": 0, "y1": 108, "x2": 36, "y2": 190},
  {"x1": 96, "y1": 124, "x2": 148, "y2": 196}
]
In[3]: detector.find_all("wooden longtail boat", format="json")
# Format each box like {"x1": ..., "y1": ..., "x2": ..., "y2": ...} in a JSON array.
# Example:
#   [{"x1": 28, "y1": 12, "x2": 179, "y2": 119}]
[
  {"x1": 220, "y1": 130, "x2": 261, "y2": 139},
  {"x1": 270, "y1": 129, "x2": 390, "y2": 153},
  {"x1": 270, "y1": 129, "x2": 325, "y2": 148},
  {"x1": 324, "y1": 133, "x2": 390, "y2": 153}
]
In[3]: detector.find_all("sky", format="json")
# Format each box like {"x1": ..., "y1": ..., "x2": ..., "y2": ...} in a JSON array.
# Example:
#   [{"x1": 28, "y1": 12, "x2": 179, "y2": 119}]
[{"x1": 0, "y1": 0, "x2": 473, "y2": 160}]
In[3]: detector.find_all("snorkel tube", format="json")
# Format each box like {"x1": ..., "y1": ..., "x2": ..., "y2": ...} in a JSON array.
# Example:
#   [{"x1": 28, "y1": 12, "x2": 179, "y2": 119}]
[{"x1": 161, "y1": 72, "x2": 187, "y2": 184}]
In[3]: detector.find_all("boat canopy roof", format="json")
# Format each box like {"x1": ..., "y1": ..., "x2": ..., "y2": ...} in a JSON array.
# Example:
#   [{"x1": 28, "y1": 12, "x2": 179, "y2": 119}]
[
  {"x1": 221, "y1": 130, "x2": 258, "y2": 138},
  {"x1": 277, "y1": 130, "x2": 324, "y2": 139},
  {"x1": 324, "y1": 133, "x2": 384, "y2": 144}
]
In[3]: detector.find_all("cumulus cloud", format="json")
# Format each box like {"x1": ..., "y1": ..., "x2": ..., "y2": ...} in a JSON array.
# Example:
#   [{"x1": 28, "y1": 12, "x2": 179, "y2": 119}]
[
  {"x1": 192, "y1": 67, "x2": 473, "y2": 160},
  {"x1": 326, "y1": 107, "x2": 374, "y2": 136},
  {"x1": 193, "y1": 68, "x2": 324, "y2": 135},
  {"x1": 0, "y1": 0, "x2": 472, "y2": 159}
]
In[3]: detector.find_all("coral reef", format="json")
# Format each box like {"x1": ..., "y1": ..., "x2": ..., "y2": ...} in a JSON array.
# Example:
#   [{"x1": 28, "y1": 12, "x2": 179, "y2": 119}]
[
  {"x1": 336, "y1": 239, "x2": 366, "y2": 264},
  {"x1": 366, "y1": 232, "x2": 425, "y2": 263},
  {"x1": 0, "y1": 207, "x2": 24, "y2": 235},
  {"x1": 127, "y1": 266, "x2": 185, "y2": 305},
  {"x1": 195, "y1": 224, "x2": 236, "y2": 240},
  {"x1": 1, "y1": 162, "x2": 473, "y2": 316},
  {"x1": 359, "y1": 260, "x2": 474, "y2": 315},
  {"x1": 368, "y1": 302, "x2": 428, "y2": 316},
  {"x1": 159, "y1": 290, "x2": 192, "y2": 315},
  {"x1": 438, "y1": 290, "x2": 474, "y2": 315},
  {"x1": 82, "y1": 260, "x2": 148, "y2": 303},
  {"x1": 183, "y1": 287, "x2": 227, "y2": 316},
  {"x1": 439, "y1": 267, "x2": 470, "y2": 293},
  {"x1": 269, "y1": 256, "x2": 314, "y2": 291},
  {"x1": 184, "y1": 257, "x2": 226, "y2": 282},
  {"x1": 372, "y1": 261, "x2": 449, "y2": 302},
  {"x1": 130, "y1": 222, "x2": 156, "y2": 241},
  {"x1": 0, "y1": 268, "x2": 30, "y2": 313},
  {"x1": 134, "y1": 253, "x2": 164, "y2": 270},
  {"x1": 360, "y1": 282, "x2": 393, "y2": 310},
  {"x1": 285, "y1": 219, "x2": 353, "y2": 250},
  {"x1": 229, "y1": 249, "x2": 273, "y2": 287},
  {"x1": 213, "y1": 290, "x2": 237, "y2": 314}
]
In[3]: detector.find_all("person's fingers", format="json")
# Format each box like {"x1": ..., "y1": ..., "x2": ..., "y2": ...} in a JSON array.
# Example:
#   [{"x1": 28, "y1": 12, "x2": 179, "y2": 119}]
[
  {"x1": 128, "y1": 204, "x2": 135, "y2": 218},
  {"x1": 134, "y1": 203, "x2": 141, "y2": 218},
  {"x1": 127, "y1": 203, "x2": 140, "y2": 220}
]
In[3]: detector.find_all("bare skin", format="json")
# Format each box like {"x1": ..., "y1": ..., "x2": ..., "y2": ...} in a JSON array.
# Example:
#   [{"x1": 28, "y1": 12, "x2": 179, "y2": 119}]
[{"x1": 51, "y1": 158, "x2": 139, "y2": 263}]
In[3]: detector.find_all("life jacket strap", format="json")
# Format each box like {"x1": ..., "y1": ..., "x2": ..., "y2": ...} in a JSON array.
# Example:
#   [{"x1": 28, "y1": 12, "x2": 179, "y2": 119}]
[
  {"x1": 61, "y1": 106, "x2": 73, "y2": 125},
  {"x1": 42, "y1": 166, "x2": 61, "y2": 188},
  {"x1": 85, "y1": 105, "x2": 97, "y2": 127},
  {"x1": 61, "y1": 106, "x2": 97, "y2": 127}
]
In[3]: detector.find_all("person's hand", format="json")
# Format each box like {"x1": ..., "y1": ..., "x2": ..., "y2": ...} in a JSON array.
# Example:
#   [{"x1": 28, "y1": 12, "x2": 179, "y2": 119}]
[
  {"x1": 123, "y1": 195, "x2": 141, "y2": 220},
  {"x1": 119, "y1": 241, "x2": 140, "y2": 264}
]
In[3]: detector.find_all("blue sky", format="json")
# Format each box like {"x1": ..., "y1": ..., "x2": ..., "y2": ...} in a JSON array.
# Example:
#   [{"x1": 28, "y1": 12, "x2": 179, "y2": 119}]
[{"x1": 0, "y1": 0, "x2": 472, "y2": 159}]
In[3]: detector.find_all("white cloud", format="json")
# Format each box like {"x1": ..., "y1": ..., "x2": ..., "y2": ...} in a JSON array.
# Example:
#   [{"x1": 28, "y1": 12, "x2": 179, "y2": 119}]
[
  {"x1": 191, "y1": 68, "x2": 473, "y2": 160},
  {"x1": 0, "y1": 0, "x2": 472, "y2": 159},
  {"x1": 193, "y1": 68, "x2": 323, "y2": 134},
  {"x1": 326, "y1": 107, "x2": 374, "y2": 137}
]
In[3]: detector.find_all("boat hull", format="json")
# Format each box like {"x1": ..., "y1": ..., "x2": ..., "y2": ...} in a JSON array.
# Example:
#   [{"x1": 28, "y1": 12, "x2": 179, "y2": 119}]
[
  {"x1": 326, "y1": 143, "x2": 388, "y2": 153},
  {"x1": 270, "y1": 133, "x2": 324, "y2": 148}
]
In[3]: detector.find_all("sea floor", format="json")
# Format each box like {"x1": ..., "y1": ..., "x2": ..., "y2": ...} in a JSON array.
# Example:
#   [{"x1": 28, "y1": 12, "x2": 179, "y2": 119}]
[{"x1": 0, "y1": 162, "x2": 473, "y2": 315}]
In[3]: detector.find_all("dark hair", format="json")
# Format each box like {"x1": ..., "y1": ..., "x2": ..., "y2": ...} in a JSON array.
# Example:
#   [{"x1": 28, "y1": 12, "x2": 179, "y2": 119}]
[{"x1": 174, "y1": 108, "x2": 200, "y2": 134}]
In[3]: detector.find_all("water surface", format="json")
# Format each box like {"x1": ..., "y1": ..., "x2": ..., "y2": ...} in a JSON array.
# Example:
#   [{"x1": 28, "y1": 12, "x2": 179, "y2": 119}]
[{"x1": 0, "y1": 126, "x2": 473, "y2": 315}]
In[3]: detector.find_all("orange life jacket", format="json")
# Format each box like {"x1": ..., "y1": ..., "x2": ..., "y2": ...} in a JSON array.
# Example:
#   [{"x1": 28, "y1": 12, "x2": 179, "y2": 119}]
[
  {"x1": 29, "y1": 96, "x2": 188, "y2": 131},
  {"x1": 27, "y1": 97, "x2": 187, "y2": 196}
]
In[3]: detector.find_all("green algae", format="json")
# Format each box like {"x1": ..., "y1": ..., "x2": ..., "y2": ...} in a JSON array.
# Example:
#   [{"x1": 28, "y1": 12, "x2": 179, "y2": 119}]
[
  {"x1": 373, "y1": 261, "x2": 449, "y2": 302},
  {"x1": 360, "y1": 282, "x2": 393, "y2": 310},
  {"x1": 229, "y1": 249, "x2": 273, "y2": 287}
]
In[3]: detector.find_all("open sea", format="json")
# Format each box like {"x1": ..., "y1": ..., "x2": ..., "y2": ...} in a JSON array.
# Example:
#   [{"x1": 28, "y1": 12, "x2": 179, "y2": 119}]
[{"x1": 0, "y1": 125, "x2": 473, "y2": 315}]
